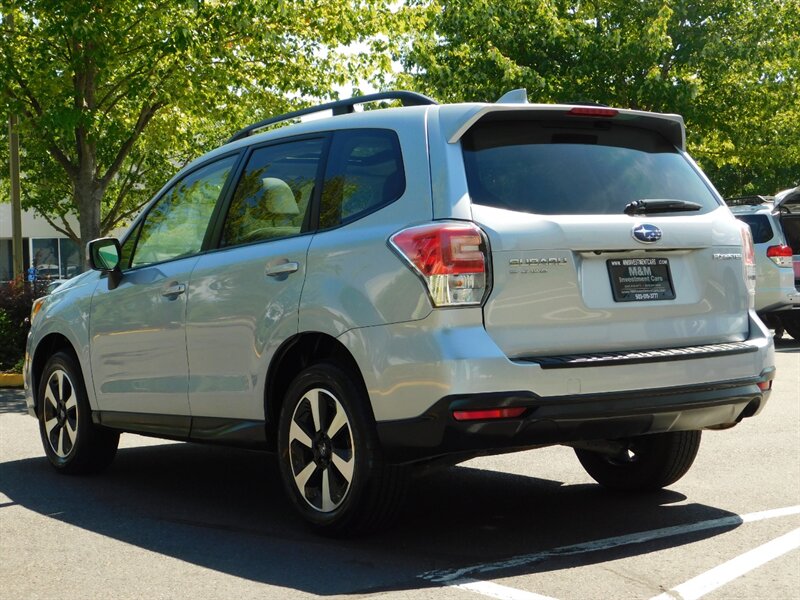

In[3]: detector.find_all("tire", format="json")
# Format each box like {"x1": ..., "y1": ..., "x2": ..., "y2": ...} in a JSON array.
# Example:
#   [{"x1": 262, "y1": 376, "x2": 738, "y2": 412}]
[
  {"x1": 38, "y1": 352, "x2": 119, "y2": 474},
  {"x1": 574, "y1": 430, "x2": 701, "y2": 492},
  {"x1": 277, "y1": 362, "x2": 406, "y2": 535},
  {"x1": 779, "y1": 312, "x2": 800, "y2": 341}
]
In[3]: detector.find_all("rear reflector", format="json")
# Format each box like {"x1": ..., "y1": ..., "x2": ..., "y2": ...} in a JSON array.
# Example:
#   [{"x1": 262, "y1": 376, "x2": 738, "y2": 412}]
[
  {"x1": 766, "y1": 244, "x2": 793, "y2": 268},
  {"x1": 452, "y1": 407, "x2": 527, "y2": 421},
  {"x1": 567, "y1": 107, "x2": 619, "y2": 118},
  {"x1": 757, "y1": 380, "x2": 772, "y2": 391}
]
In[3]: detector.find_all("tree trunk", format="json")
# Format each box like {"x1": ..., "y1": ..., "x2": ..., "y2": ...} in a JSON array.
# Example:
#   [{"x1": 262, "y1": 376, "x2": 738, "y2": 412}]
[{"x1": 74, "y1": 178, "x2": 104, "y2": 272}]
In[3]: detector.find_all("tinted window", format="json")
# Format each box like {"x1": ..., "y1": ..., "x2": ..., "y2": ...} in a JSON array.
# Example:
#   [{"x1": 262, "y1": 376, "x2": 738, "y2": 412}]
[
  {"x1": 320, "y1": 129, "x2": 405, "y2": 229},
  {"x1": 222, "y1": 138, "x2": 323, "y2": 246},
  {"x1": 130, "y1": 156, "x2": 236, "y2": 268},
  {"x1": 462, "y1": 120, "x2": 719, "y2": 215},
  {"x1": 735, "y1": 214, "x2": 774, "y2": 244},
  {"x1": 780, "y1": 216, "x2": 800, "y2": 253}
]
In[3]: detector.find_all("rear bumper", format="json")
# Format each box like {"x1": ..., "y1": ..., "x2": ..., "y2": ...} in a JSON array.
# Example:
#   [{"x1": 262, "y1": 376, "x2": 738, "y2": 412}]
[
  {"x1": 376, "y1": 370, "x2": 774, "y2": 464},
  {"x1": 340, "y1": 309, "x2": 775, "y2": 464}
]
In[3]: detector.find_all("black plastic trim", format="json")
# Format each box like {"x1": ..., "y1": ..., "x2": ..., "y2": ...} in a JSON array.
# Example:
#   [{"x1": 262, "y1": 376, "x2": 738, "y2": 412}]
[
  {"x1": 376, "y1": 375, "x2": 771, "y2": 465},
  {"x1": 93, "y1": 411, "x2": 268, "y2": 449},
  {"x1": 227, "y1": 91, "x2": 437, "y2": 143},
  {"x1": 520, "y1": 342, "x2": 756, "y2": 369}
]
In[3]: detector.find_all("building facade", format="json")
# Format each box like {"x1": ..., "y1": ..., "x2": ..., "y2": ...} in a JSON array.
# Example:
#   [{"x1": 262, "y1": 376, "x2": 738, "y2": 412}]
[{"x1": 0, "y1": 204, "x2": 81, "y2": 281}]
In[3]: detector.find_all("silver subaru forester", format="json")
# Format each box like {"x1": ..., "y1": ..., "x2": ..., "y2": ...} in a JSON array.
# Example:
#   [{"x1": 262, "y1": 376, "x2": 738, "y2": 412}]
[{"x1": 25, "y1": 91, "x2": 776, "y2": 534}]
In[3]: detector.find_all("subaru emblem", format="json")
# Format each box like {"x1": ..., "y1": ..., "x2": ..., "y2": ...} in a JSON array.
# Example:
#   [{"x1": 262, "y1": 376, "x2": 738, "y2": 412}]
[{"x1": 632, "y1": 224, "x2": 662, "y2": 243}]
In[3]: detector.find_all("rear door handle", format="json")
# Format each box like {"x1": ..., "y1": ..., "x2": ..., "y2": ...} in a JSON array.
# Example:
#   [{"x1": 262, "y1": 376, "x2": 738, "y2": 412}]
[
  {"x1": 161, "y1": 283, "x2": 186, "y2": 298},
  {"x1": 265, "y1": 262, "x2": 299, "y2": 277}
]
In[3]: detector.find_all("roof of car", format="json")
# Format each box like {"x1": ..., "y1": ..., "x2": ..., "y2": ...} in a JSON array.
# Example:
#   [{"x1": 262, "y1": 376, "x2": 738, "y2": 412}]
[{"x1": 219, "y1": 89, "x2": 688, "y2": 152}]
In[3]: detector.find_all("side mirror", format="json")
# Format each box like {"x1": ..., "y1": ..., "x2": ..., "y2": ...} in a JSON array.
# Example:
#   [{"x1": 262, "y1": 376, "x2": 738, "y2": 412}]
[
  {"x1": 87, "y1": 238, "x2": 121, "y2": 271},
  {"x1": 86, "y1": 238, "x2": 122, "y2": 289}
]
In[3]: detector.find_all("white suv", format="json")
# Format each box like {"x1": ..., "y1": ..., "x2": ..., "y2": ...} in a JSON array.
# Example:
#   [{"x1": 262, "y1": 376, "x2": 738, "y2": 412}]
[
  {"x1": 728, "y1": 190, "x2": 800, "y2": 339},
  {"x1": 25, "y1": 91, "x2": 775, "y2": 534}
]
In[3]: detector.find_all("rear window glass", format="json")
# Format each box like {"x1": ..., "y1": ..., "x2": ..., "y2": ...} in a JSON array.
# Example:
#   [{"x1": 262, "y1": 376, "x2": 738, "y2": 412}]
[
  {"x1": 735, "y1": 214, "x2": 774, "y2": 244},
  {"x1": 462, "y1": 120, "x2": 719, "y2": 215}
]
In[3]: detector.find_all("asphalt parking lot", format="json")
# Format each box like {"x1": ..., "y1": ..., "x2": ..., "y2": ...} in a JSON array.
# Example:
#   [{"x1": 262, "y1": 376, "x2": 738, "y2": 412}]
[{"x1": 1, "y1": 337, "x2": 798, "y2": 600}]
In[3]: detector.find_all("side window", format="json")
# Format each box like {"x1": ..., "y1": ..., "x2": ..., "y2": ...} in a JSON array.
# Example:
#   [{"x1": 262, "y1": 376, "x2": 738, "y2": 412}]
[
  {"x1": 735, "y1": 214, "x2": 774, "y2": 244},
  {"x1": 130, "y1": 156, "x2": 237, "y2": 268},
  {"x1": 320, "y1": 129, "x2": 405, "y2": 230},
  {"x1": 222, "y1": 138, "x2": 324, "y2": 246}
]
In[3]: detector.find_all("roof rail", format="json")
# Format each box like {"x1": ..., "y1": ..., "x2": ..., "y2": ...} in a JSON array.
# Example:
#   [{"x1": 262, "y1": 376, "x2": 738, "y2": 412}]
[
  {"x1": 725, "y1": 195, "x2": 772, "y2": 206},
  {"x1": 226, "y1": 90, "x2": 438, "y2": 144}
]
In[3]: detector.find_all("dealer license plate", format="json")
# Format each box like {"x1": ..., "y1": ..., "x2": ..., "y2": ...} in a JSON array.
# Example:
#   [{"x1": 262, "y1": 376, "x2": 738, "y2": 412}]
[{"x1": 607, "y1": 257, "x2": 675, "y2": 302}]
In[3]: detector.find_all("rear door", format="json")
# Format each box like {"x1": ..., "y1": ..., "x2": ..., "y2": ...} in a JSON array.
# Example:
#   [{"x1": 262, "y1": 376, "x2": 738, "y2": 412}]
[
  {"x1": 185, "y1": 137, "x2": 325, "y2": 422},
  {"x1": 458, "y1": 115, "x2": 749, "y2": 358}
]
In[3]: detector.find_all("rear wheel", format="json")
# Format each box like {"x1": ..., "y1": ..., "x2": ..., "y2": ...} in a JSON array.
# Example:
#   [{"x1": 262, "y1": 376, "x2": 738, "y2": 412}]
[
  {"x1": 38, "y1": 352, "x2": 119, "y2": 474},
  {"x1": 779, "y1": 312, "x2": 800, "y2": 341},
  {"x1": 574, "y1": 431, "x2": 701, "y2": 491},
  {"x1": 277, "y1": 362, "x2": 406, "y2": 535}
]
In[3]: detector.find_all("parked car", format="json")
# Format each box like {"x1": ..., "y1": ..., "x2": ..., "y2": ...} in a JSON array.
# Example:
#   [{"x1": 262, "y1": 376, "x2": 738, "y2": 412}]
[
  {"x1": 25, "y1": 91, "x2": 775, "y2": 534},
  {"x1": 45, "y1": 279, "x2": 69, "y2": 294},
  {"x1": 728, "y1": 190, "x2": 800, "y2": 339}
]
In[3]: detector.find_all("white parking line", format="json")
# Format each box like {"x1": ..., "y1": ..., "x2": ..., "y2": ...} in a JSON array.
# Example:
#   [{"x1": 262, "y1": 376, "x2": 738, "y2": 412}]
[
  {"x1": 453, "y1": 578, "x2": 558, "y2": 600},
  {"x1": 420, "y1": 505, "x2": 800, "y2": 583},
  {"x1": 650, "y1": 526, "x2": 800, "y2": 600}
]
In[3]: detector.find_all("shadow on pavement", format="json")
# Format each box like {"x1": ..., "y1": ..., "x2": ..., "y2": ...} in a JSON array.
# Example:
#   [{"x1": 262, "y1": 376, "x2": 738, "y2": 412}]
[
  {"x1": 774, "y1": 334, "x2": 800, "y2": 353},
  {"x1": 0, "y1": 388, "x2": 27, "y2": 414},
  {"x1": 0, "y1": 439, "x2": 744, "y2": 595}
]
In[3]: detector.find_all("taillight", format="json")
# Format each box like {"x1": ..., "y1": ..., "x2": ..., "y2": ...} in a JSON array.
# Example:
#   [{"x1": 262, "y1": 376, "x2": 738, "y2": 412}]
[
  {"x1": 766, "y1": 244, "x2": 793, "y2": 268},
  {"x1": 739, "y1": 221, "x2": 756, "y2": 303},
  {"x1": 390, "y1": 222, "x2": 490, "y2": 307}
]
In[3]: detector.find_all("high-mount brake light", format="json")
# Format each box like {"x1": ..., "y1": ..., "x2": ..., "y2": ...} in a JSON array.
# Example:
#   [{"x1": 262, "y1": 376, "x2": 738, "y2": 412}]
[
  {"x1": 390, "y1": 222, "x2": 490, "y2": 307},
  {"x1": 452, "y1": 407, "x2": 526, "y2": 421},
  {"x1": 766, "y1": 244, "x2": 793, "y2": 268},
  {"x1": 567, "y1": 107, "x2": 619, "y2": 118},
  {"x1": 738, "y1": 221, "x2": 756, "y2": 305}
]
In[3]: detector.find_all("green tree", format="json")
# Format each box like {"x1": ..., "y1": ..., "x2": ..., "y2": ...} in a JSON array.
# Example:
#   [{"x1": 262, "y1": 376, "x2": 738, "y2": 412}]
[
  {"x1": 1, "y1": 0, "x2": 401, "y2": 257},
  {"x1": 400, "y1": 0, "x2": 800, "y2": 196}
]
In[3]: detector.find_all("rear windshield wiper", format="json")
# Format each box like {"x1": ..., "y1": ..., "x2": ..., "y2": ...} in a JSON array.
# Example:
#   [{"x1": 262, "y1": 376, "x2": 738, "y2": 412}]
[{"x1": 624, "y1": 199, "x2": 703, "y2": 215}]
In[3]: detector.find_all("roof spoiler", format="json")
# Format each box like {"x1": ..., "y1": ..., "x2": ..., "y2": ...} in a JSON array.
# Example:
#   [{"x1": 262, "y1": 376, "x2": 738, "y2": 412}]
[{"x1": 444, "y1": 100, "x2": 686, "y2": 150}]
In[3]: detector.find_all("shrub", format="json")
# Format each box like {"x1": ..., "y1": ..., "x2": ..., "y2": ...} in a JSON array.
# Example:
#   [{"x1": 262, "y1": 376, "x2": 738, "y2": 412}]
[{"x1": 0, "y1": 276, "x2": 47, "y2": 372}]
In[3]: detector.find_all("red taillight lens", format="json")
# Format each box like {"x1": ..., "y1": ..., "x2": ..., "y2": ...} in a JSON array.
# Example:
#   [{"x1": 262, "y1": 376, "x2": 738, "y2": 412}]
[
  {"x1": 567, "y1": 107, "x2": 619, "y2": 118},
  {"x1": 766, "y1": 244, "x2": 793, "y2": 267},
  {"x1": 452, "y1": 407, "x2": 526, "y2": 421},
  {"x1": 390, "y1": 222, "x2": 489, "y2": 306}
]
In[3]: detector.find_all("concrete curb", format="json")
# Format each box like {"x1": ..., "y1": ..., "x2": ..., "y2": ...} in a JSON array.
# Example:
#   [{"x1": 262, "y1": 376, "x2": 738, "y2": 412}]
[{"x1": 0, "y1": 373, "x2": 24, "y2": 388}]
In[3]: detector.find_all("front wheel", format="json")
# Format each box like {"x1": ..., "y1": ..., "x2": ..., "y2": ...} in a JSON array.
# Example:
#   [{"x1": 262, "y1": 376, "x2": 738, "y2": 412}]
[
  {"x1": 574, "y1": 431, "x2": 701, "y2": 491},
  {"x1": 277, "y1": 362, "x2": 406, "y2": 535},
  {"x1": 38, "y1": 352, "x2": 119, "y2": 474}
]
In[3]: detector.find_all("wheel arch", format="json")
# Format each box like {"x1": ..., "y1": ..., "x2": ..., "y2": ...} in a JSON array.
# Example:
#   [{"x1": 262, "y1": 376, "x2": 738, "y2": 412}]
[
  {"x1": 30, "y1": 333, "x2": 81, "y2": 414},
  {"x1": 264, "y1": 331, "x2": 373, "y2": 446}
]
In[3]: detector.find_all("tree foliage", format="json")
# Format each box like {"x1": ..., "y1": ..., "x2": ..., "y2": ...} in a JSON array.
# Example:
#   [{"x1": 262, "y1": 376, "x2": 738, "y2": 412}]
[
  {"x1": 400, "y1": 0, "x2": 800, "y2": 196},
  {"x1": 1, "y1": 0, "x2": 402, "y2": 255}
]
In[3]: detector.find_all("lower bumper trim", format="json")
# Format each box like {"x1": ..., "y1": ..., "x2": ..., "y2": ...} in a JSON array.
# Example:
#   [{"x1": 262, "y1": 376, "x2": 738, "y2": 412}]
[{"x1": 376, "y1": 374, "x2": 773, "y2": 465}]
